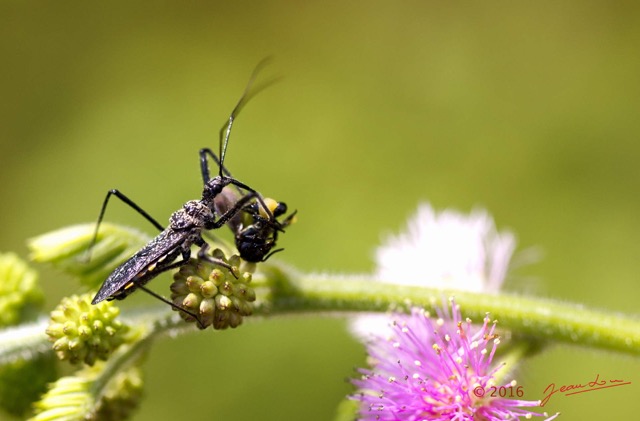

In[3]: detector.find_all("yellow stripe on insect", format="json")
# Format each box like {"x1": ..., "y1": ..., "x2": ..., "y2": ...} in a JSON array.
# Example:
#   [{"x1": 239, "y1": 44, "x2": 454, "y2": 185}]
[{"x1": 259, "y1": 198, "x2": 279, "y2": 218}]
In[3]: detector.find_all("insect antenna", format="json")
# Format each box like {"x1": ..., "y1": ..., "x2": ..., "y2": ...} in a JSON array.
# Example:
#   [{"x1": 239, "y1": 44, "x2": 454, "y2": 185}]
[{"x1": 218, "y1": 57, "x2": 278, "y2": 177}]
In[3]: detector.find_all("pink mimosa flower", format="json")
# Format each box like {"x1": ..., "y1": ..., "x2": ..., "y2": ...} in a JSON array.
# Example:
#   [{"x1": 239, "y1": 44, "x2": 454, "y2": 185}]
[{"x1": 351, "y1": 301, "x2": 558, "y2": 420}]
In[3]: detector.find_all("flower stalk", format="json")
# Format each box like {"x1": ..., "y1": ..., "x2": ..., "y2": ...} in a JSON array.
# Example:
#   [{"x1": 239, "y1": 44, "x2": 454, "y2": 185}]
[
  {"x1": 3, "y1": 269, "x2": 638, "y2": 372},
  {"x1": 5, "y1": 267, "x2": 637, "y2": 361},
  {"x1": 258, "y1": 268, "x2": 640, "y2": 356}
]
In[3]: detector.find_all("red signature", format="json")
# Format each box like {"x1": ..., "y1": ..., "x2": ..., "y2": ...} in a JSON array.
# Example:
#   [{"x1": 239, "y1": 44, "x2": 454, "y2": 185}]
[{"x1": 540, "y1": 374, "x2": 631, "y2": 407}]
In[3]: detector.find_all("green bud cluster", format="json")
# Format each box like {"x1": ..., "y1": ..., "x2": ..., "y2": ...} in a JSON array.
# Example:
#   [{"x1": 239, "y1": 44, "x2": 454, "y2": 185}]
[
  {"x1": 171, "y1": 248, "x2": 256, "y2": 330},
  {"x1": 29, "y1": 362, "x2": 143, "y2": 421},
  {"x1": 46, "y1": 294, "x2": 130, "y2": 365},
  {"x1": 0, "y1": 254, "x2": 50, "y2": 416},
  {"x1": 0, "y1": 252, "x2": 44, "y2": 326}
]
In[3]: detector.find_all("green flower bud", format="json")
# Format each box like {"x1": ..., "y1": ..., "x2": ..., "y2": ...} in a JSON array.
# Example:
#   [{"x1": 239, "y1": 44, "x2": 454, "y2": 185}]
[
  {"x1": 29, "y1": 362, "x2": 143, "y2": 421},
  {"x1": 46, "y1": 294, "x2": 130, "y2": 365},
  {"x1": 0, "y1": 252, "x2": 44, "y2": 326},
  {"x1": 171, "y1": 248, "x2": 256, "y2": 330},
  {"x1": 30, "y1": 371, "x2": 94, "y2": 421},
  {"x1": 28, "y1": 223, "x2": 150, "y2": 289}
]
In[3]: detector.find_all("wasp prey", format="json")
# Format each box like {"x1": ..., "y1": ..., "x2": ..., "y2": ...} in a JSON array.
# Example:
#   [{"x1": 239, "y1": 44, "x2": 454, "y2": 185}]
[
  {"x1": 87, "y1": 63, "x2": 275, "y2": 325},
  {"x1": 214, "y1": 186, "x2": 296, "y2": 263}
]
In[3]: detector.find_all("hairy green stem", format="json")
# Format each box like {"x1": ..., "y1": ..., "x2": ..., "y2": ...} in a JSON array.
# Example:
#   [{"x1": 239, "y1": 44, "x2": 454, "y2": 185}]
[
  {"x1": 0, "y1": 318, "x2": 51, "y2": 365},
  {"x1": 2, "y1": 269, "x2": 638, "y2": 366},
  {"x1": 256, "y1": 265, "x2": 640, "y2": 356}
]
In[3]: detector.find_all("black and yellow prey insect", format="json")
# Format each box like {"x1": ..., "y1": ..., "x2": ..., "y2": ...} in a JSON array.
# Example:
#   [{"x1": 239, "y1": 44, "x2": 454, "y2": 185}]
[
  {"x1": 214, "y1": 189, "x2": 297, "y2": 263},
  {"x1": 88, "y1": 64, "x2": 275, "y2": 323}
]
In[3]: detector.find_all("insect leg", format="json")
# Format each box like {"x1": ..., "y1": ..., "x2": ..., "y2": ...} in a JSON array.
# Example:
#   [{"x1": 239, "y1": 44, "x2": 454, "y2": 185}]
[
  {"x1": 197, "y1": 242, "x2": 237, "y2": 277},
  {"x1": 208, "y1": 190, "x2": 263, "y2": 229},
  {"x1": 85, "y1": 189, "x2": 164, "y2": 262},
  {"x1": 260, "y1": 248, "x2": 285, "y2": 262},
  {"x1": 281, "y1": 210, "x2": 298, "y2": 228},
  {"x1": 199, "y1": 148, "x2": 236, "y2": 184},
  {"x1": 226, "y1": 179, "x2": 277, "y2": 224},
  {"x1": 136, "y1": 284, "x2": 206, "y2": 329},
  {"x1": 131, "y1": 249, "x2": 208, "y2": 329}
]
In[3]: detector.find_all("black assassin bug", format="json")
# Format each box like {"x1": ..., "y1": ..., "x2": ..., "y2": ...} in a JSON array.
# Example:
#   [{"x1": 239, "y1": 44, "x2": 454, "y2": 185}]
[
  {"x1": 213, "y1": 187, "x2": 297, "y2": 263},
  {"x1": 87, "y1": 62, "x2": 275, "y2": 326}
]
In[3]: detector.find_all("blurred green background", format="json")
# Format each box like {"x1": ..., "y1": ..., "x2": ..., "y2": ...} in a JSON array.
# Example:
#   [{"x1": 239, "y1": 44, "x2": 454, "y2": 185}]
[{"x1": 2, "y1": 1, "x2": 639, "y2": 420}]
